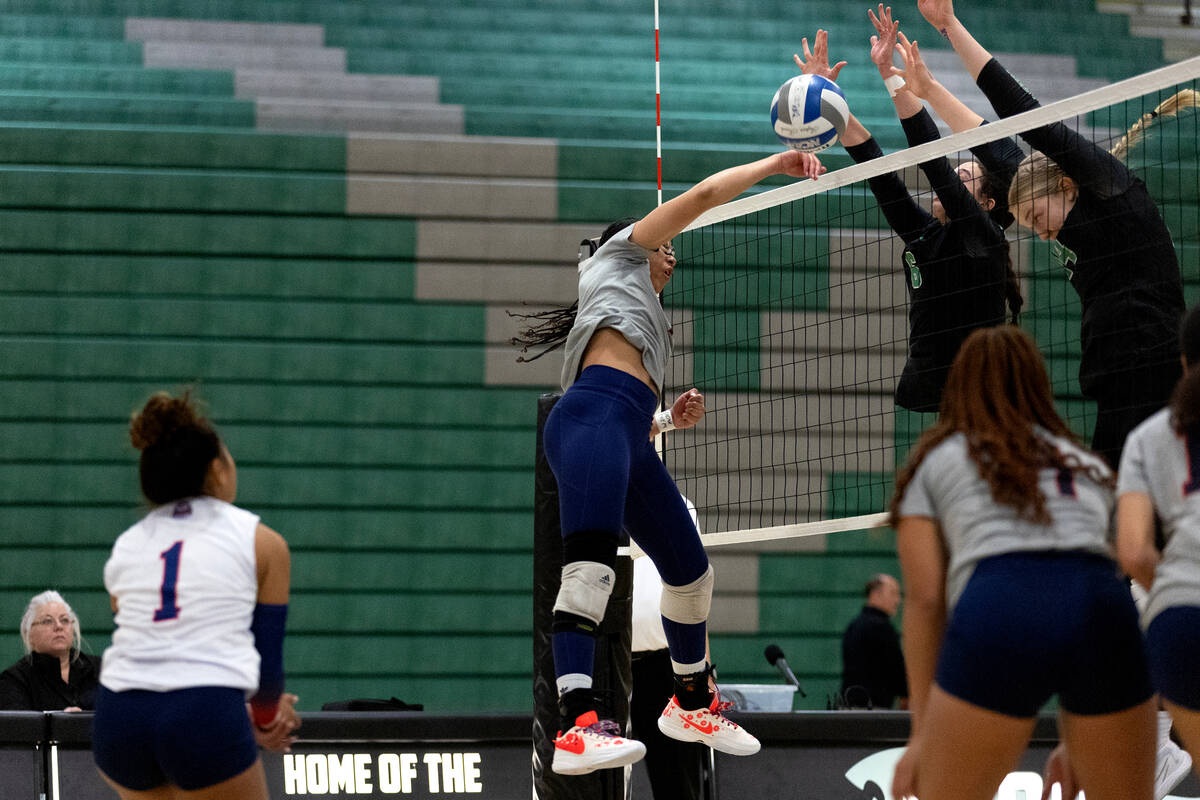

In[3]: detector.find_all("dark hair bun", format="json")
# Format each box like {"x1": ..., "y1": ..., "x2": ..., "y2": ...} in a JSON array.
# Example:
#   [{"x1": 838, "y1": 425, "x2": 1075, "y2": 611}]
[
  {"x1": 130, "y1": 391, "x2": 222, "y2": 505},
  {"x1": 130, "y1": 392, "x2": 206, "y2": 451}
]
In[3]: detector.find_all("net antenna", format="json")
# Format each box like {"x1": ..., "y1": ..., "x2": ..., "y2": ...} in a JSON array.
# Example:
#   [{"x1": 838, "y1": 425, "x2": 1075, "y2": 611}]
[
  {"x1": 619, "y1": 55, "x2": 1200, "y2": 559},
  {"x1": 654, "y1": 0, "x2": 663, "y2": 207},
  {"x1": 653, "y1": 0, "x2": 670, "y2": 458}
]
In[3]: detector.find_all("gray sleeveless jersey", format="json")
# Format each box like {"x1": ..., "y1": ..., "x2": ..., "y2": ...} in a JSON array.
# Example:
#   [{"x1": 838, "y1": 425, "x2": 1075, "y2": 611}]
[
  {"x1": 898, "y1": 431, "x2": 1114, "y2": 610},
  {"x1": 560, "y1": 225, "x2": 670, "y2": 393},
  {"x1": 1117, "y1": 408, "x2": 1200, "y2": 628}
]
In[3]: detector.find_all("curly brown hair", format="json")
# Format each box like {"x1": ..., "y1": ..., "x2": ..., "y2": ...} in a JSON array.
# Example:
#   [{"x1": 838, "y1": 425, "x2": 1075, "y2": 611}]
[
  {"x1": 130, "y1": 390, "x2": 221, "y2": 505},
  {"x1": 888, "y1": 326, "x2": 1111, "y2": 527}
]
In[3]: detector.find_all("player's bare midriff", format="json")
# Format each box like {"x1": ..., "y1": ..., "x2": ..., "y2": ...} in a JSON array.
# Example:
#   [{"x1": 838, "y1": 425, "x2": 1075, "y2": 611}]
[{"x1": 580, "y1": 327, "x2": 658, "y2": 398}]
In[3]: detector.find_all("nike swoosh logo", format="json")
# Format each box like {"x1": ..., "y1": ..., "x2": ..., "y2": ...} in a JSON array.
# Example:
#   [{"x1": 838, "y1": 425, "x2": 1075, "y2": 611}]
[
  {"x1": 555, "y1": 734, "x2": 585, "y2": 755},
  {"x1": 681, "y1": 717, "x2": 714, "y2": 735}
]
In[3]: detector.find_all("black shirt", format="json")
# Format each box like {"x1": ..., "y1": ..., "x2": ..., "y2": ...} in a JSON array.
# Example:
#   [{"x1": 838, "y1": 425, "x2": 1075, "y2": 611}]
[
  {"x1": 840, "y1": 606, "x2": 907, "y2": 709},
  {"x1": 0, "y1": 650, "x2": 101, "y2": 710},
  {"x1": 845, "y1": 108, "x2": 1015, "y2": 412},
  {"x1": 976, "y1": 57, "x2": 1185, "y2": 400}
]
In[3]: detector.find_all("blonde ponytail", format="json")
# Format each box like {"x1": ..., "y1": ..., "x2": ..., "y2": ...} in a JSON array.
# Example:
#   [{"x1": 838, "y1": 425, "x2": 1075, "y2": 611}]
[
  {"x1": 1110, "y1": 89, "x2": 1200, "y2": 162},
  {"x1": 1009, "y1": 89, "x2": 1199, "y2": 210}
]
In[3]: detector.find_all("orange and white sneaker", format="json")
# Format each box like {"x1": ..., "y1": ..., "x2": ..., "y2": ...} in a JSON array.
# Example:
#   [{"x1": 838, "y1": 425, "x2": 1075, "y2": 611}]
[
  {"x1": 657, "y1": 694, "x2": 761, "y2": 756},
  {"x1": 552, "y1": 711, "x2": 646, "y2": 775}
]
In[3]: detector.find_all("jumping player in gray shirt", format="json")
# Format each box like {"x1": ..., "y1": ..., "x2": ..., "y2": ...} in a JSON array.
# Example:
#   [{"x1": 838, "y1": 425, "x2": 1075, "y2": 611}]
[{"x1": 514, "y1": 148, "x2": 824, "y2": 776}]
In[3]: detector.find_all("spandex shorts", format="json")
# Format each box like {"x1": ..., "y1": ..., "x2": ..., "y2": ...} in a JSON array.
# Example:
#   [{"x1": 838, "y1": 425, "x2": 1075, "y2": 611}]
[
  {"x1": 1147, "y1": 605, "x2": 1200, "y2": 710},
  {"x1": 92, "y1": 685, "x2": 258, "y2": 791},
  {"x1": 935, "y1": 551, "x2": 1152, "y2": 717}
]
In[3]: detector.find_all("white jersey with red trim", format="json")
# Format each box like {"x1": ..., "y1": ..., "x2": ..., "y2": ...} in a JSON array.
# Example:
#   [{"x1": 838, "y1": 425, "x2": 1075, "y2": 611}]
[{"x1": 101, "y1": 495, "x2": 261, "y2": 693}]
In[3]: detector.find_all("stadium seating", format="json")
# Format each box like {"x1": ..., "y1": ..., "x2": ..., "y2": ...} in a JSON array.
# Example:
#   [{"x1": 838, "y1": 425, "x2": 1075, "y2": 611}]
[{"x1": 0, "y1": 0, "x2": 1188, "y2": 711}]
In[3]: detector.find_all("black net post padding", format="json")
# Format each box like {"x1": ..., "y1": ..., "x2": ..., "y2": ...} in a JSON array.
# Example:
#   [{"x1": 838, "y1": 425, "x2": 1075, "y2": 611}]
[{"x1": 533, "y1": 392, "x2": 633, "y2": 800}]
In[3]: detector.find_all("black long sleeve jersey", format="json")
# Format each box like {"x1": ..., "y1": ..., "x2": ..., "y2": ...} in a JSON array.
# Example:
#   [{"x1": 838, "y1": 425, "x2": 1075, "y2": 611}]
[
  {"x1": 976, "y1": 57, "x2": 1185, "y2": 399},
  {"x1": 845, "y1": 108, "x2": 1015, "y2": 412}
]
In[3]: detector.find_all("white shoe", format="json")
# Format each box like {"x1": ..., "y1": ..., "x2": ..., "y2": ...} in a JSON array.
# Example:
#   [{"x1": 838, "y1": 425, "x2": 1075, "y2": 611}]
[
  {"x1": 1155, "y1": 738, "x2": 1192, "y2": 800},
  {"x1": 657, "y1": 694, "x2": 761, "y2": 756},
  {"x1": 551, "y1": 711, "x2": 646, "y2": 775}
]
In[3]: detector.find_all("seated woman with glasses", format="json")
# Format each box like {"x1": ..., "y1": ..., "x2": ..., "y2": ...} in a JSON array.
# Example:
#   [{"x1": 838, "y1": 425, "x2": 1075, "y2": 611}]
[{"x1": 0, "y1": 589, "x2": 101, "y2": 710}]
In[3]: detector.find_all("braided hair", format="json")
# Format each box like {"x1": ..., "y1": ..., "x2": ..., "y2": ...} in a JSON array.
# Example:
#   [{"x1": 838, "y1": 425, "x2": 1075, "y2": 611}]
[{"x1": 509, "y1": 217, "x2": 639, "y2": 363}]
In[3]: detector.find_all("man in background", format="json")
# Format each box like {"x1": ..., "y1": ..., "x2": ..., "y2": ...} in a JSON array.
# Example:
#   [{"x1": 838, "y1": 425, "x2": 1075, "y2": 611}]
[{"x1": 840, "y1": 574, "x2": 907, "y2": 709}]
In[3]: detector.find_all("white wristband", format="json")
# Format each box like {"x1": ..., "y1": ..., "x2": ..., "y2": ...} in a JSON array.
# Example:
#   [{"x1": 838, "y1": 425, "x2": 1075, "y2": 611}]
[
  {"x1": 884, "y1": 74, "x2": 906, "y2": 98},
  {"x1": 654, "y1": 409, "x2": 676, "y2": 432}
]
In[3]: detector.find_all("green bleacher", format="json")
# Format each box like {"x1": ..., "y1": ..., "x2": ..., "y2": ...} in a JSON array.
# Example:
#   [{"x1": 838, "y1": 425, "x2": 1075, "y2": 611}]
[{"x1": 0, "y1": 0, "x2": 1185, "y2": 713}]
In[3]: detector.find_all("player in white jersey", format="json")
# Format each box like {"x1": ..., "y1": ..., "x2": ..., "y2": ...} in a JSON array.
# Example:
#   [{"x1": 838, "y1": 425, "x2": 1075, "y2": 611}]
[
  {"x1": 92, "y1": 391, "x2": 298, "y2": 800},
  {"x1": 889, "y1": 325, "x2": 1155, "y2": 800},
  {"x1": 1119, "y1": 302, "x2": 1200, "y2": 784}
]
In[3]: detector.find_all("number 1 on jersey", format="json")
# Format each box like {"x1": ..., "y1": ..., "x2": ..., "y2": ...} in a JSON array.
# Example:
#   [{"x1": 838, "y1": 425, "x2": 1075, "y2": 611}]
[{"x1": 154, "y1": 541, "x2": 183, "y2": 621}]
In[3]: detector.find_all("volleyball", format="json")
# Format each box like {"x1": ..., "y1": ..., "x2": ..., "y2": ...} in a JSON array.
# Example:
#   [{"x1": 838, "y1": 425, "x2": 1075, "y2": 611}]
[{"x1": 770, "y1": 74, "x2": 850, "y2": 152}]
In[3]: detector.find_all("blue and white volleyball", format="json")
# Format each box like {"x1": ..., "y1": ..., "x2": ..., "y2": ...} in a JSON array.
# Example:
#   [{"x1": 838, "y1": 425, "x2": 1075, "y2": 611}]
[{"x1": 770, "y1": 74, "x2": 850, "y2": 153}]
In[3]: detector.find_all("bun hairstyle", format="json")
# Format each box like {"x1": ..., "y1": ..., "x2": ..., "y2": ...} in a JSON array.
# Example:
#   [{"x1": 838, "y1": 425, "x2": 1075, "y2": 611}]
[{"x1": 130, "y1": 391, "x2": 221, "y2": 505}]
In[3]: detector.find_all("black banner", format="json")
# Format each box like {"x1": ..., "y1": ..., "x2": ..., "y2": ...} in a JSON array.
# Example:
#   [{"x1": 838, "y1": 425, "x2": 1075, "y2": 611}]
[{"x1": 15, "y1": 711, "x2": 1200, "y2": 800}]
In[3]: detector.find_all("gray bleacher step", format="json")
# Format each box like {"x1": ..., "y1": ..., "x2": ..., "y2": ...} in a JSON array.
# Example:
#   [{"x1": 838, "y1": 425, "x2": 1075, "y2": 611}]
[
  {"x1": 416, "y1": 220, "x2": 596, "y2": 263},
  {"x1": 142, "y1": 41, "x2": 346, "y2": 72},
  {"x1": 893, "y1": 50, "x2": 1107, "y2": 123},
  {"x1": 347, "y1": 132, "x2": 556, "y2": 178},
  {"x1": 256, "y1": 98, "x2": 462, "y2": 134},
  {"x1": 348, "y1": 173, "x2": 554, "y2": 217},
  {"x1": 416, "y1": 263, "x2": 576, "y2": 305},
  {"x1": 673, "y1": 430, "x2": 895, "y2": 475},
  {"x1": 921, "y1": 49, "x2": 1082, "y2": 78},
  {"x1": 486, "y1": 343, "x2": 558, "y2": 387},
  {"x1": 760, "y1": 348, "x2": 903, "y2": 393},
  {"x1": 1131, "y1": 24, "x2": 1200, "y2": 59},
  {"x1": 678, "y1": 391, "x2": 902, "y2": 438},
  {"x1": 1098, "y1": 0, "x2": 1189, "y2": 18},
  {"x1": 679, "y1": 390, "x2": 898, "y2": 433},
  {"x1": 236, "y1": 69, "x2": 438, "y2": 102},
  {"x1": 1098, "y1": 1, "x2": 1200, "y2": 59},
  {"x1": 126, "y1": 18, "x2": 325, "y2": 46}
]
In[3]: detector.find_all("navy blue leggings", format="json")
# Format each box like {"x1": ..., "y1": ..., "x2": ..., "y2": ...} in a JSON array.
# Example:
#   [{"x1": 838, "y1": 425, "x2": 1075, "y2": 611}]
[
  {"x1": 545, "y1": 366, "x2": 709, "y2": 586},
  {"x1": 545, "y1": 366, "x2": 710, "y2": 671}
]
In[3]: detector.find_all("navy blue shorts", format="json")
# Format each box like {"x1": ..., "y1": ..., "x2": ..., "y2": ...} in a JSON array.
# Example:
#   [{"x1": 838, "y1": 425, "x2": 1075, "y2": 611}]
[
  {"x1": 936, "y1": 551, "x2": 1153, "y2": 718},
  {"x1": 92, "y1": 685, "x2": 258, "y2": 791},
  {"x1": 1147, "y1": 606, "x2": 1200, "y2": 710}
]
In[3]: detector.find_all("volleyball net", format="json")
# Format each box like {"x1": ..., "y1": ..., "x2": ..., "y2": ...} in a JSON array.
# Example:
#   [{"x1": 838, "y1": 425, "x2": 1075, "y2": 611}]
[{"x1": 661, "y1": 56, "x2": 1200, "y2": 542}]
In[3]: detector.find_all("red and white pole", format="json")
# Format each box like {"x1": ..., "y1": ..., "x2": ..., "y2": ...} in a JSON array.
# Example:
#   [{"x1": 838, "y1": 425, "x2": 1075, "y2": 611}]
[{"x1": 654, "y1": 0, "x2": 662, "y2": 206}]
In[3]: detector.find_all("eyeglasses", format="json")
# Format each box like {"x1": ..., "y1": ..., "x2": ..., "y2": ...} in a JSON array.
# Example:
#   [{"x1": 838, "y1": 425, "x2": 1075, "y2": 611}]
[
  {"x1": 656, "y1": 245, "x2": 675, "y2": 259},
  {"x1": 31, "y1": 616, "x2": 73, "y2": 628}
]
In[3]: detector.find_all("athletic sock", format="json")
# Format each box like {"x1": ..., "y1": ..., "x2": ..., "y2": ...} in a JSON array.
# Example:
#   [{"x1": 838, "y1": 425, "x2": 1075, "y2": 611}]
[
  {"x1": 673, "y1": 665, "x2": 715, "y2": 711},
  {"x1": 559, "y1": 688, "x2": 599, "y2": 732}
]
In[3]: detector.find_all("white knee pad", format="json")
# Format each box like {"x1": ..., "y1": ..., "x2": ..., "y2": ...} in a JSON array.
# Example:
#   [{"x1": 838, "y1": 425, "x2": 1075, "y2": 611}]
[
  {"x1": 660, "y1": 564, "x2": 714, "y2": 625},
  {"x1": 553, "y1": 561, "x2": 616, "y2": 624}
]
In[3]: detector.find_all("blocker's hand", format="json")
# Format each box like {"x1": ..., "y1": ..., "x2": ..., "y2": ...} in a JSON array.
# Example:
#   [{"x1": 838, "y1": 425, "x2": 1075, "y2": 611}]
[
  {"x1": 793, "y1": 29, "x2": 846, "y2": 81},
  {"x1": 776, "y1": 150, "x2": 825, "y2": 180},
  {"x1": 893, "y1": 32, "x2": 936, "y2": 99},
  {"x1": 868, "y1": 5, "x2": 901, "y2": 71},
  {"x1": 671, "y1": 388, "x2": 706, "y2": 430},
  {"x1": 918, "y1": 0, "x2": 956, "y2": 31}
]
